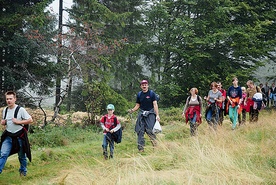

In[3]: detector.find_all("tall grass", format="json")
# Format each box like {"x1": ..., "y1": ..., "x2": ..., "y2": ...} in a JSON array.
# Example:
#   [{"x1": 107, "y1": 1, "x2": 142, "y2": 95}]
[{"x1": 0, "y1": 109, "x2": 275, "y2": 185}]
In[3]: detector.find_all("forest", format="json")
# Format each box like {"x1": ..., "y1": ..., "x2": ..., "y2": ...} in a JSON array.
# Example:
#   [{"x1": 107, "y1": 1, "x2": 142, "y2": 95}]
[{"x1": 1, "y1": 0, "x2": 275, "y2": 121}]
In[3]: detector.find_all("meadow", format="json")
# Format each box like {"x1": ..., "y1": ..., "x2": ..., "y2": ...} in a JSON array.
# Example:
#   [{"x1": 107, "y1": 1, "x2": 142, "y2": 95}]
[{"x1": 0, "y1": 108, "x2": 275, "y2": 185}]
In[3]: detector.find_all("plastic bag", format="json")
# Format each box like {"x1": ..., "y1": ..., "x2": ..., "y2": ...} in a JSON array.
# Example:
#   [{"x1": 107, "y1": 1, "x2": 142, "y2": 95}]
[{"x1": 152, "y1": 120, "x2": 162, "y2": 134}]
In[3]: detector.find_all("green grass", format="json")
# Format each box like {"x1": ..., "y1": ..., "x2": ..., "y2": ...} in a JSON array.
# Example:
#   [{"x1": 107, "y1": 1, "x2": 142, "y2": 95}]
[{"x1": 0, "y1": 109, "x2": 275, "y2": 185}]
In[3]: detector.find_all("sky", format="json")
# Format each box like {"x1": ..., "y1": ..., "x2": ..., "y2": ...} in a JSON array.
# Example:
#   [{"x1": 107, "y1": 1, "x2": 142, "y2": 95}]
[{"x1": 47, "y1": 0, "x2": 73, "y2": 23}]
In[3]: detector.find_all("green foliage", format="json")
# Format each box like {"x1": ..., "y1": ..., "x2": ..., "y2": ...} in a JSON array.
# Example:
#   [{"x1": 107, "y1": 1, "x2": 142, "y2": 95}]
[
  {"x1": 29, "y1": 124, "x2": 102, "y2": 148},
  {"x1": 0, "y1": 0, "x2": 57, "y2": 98}
]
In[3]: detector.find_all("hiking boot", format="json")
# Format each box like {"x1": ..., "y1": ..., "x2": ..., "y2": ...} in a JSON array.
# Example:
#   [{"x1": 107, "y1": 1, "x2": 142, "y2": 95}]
[
  {"x1": 20, "y1": 171, "x2": 26, "y2": 177},
  {"x1": 109, "y1": 155, "x2": 113, "y2": 159},
  {"x1": 151, "y1": 140, "x2": 157, "y2": 147},
  {"x1": 103, "y1": 149, "x2": 108, "y2": 160},
  {"x1": 138, "y1": 149, "x2": 144, "y2": 153}
]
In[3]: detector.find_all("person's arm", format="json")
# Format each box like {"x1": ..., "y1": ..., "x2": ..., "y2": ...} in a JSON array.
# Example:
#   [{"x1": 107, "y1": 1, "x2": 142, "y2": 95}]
[
  {"x1": 153, "y1": 100, "x2": 160, "y2": 121},
  {"x1": 199, "y1": 96, "x2": 203, "y2": 116},
  {"x1": 12, "y1": 117, "x2": 32, "y2": 125},
  {"x1": 129, "y1": 103, "x2": 140, "y2": 113},
  {"x1": 111, "y1": 123, "x2": 121, "y2": 133},
  {"x1": 182, "y1": 97, "x2": 189, "y2": 116}
]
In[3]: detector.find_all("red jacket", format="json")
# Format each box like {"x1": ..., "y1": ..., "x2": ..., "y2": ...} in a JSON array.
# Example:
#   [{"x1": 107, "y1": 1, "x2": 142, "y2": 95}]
[{"x1": 185, "y1": 105, "x2": 202, "y2": 124}]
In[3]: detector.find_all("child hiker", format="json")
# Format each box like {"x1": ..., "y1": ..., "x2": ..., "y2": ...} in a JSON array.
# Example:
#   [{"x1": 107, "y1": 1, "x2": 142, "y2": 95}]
[{"x1": 100, "y1": 104, "x2": 121, "y2": 159}]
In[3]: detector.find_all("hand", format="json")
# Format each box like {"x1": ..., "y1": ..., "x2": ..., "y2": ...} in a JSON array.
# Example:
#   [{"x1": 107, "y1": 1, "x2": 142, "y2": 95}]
[
  {"x1": 12, "y1": 118, "x2": 19, "y2": 124},
  {"x1": 128, "y1": 109, "x2": 134, "y2": 113},
  {"x1": 156, "y1": 115, "x2": 160, "y2": 122},
  {"x1": 105, "y1": 128, "x2": 110, "y2": 132},
  {"x1": 110, "y1": 130, "x2": 114, "y2": 133},
  {"x1": 182, "y1": 113, "x2": 185, "y2": 118},
  {"x1": 1, "y1": 120, "x2": 6, "y2": 125}
]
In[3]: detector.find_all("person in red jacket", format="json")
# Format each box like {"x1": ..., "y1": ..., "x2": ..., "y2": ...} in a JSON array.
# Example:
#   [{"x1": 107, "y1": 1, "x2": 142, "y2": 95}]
[
  {"x1": 182, "y1": 88, "x2": 203, "y2": 136},
  {"x1": 100, "y1": 104, "x2": 121, "y2": 159},
  {"x1": 217, "y1": 82, "x2": 227, "y2": 125}
]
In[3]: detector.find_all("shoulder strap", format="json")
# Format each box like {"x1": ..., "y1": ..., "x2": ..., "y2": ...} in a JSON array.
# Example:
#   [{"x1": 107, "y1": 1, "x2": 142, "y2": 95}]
[
  {"x1": 3, "y1": 106, "x2": 21, "y2": 119},
  {"x1": 4, "y1": 107, "x2": 8, "y2": 119},
  {"x1": 113, "y1": 117, "x2": 117, "y2": 126},
  {"x1": 137, "y1": 91, "x2": 142, "y2": 99},
  {"x1": 197, "y1": 95, "x2": 201, "y2": 103},
  {"x1": 14, "y1": 106, "x2": 21, "y2": 118},
  {"x1": 188, "y1": 96, "x2": 191, "y2": 102}
]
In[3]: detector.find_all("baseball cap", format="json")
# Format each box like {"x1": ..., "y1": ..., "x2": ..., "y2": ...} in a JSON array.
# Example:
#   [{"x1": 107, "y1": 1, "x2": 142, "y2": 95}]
[
  {"x1": 140, "y1": 80, "x2": 148, "y2": 85},
  {"x1": 106, "y1": 104, "x2": 115, "y2": 110}
]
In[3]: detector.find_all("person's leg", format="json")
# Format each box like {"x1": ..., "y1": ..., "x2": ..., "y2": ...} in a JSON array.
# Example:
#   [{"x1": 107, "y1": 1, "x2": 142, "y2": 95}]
[
  {"x1": 109, "y1": 140, "x2": 114, "y2": 158},
  {"x1": 213, "y1": 107, "x2": 219, "y2": 130},
  {"x1": 232, "y1": 106, "x2": 238, "y2": 129},
  {"x1": 228, "y1": 106, "x2": 234, "y2": 123},
  {"x1": 189, "y1": 113, "x2": 197, "y2": 136},
  {"x1": 102, "y1": 135, "x2": 108, "y2": 159},
  {"x1": 0, "y1": 137, "x2": 12, "y2": 174},
  {"x1": 18, "y1": 138, "x2": 27, "y2": 176},
  {"x1": 137, "y1": 122, "x2": 146, "y2": 151},
  {"x1": 249, "y1": 106, "x2": 254, "y2": 122},
  {"x1": 253, "y1": 109, "x2": 259, "y2": 122},
  {"x1": 242, "y1": 109, "x2": 246, "y2": 124},
  {"x1": 238, "y1": 113, "x2": 241, "y2": 125},
  {"x1": 206, "y1": 109, "x2": 212, "y2": 127}
]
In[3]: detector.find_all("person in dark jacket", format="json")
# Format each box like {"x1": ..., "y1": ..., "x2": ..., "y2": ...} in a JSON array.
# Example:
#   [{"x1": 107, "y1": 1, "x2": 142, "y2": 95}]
[
  {"x1": 129, "y1": 80, "x2": 160, "y2": 152},
  {"x1": 0, "y1": 91, "x2": 33, "y2": 176}
]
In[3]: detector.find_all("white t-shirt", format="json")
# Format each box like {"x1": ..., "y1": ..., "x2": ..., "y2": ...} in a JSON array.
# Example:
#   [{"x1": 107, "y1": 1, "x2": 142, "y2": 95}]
[
  {"x1": 253, "y1": 92, "x2": 263, "y2": 101},
  {"x1": 2, "y1": 105, "x2": 31, "y2": 133}
]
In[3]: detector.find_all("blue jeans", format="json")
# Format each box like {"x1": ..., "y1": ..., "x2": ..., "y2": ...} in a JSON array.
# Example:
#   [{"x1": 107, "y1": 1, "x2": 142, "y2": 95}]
[
  {"x1": 206, "y1": 106, "x2": 219, "y2": 130},
  {"x1": 189, "y1": 112, "x2": 197, "y2": 136},
  {"x1": 0, "y1": 136, "x2": 27, "y2": 174},
  {"x1": 102, "y1": 134, "x2": 114, "y2": 155}
]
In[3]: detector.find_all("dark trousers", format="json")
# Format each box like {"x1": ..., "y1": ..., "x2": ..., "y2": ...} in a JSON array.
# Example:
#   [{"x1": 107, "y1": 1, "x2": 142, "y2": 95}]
[
  {"x1": 249, "y1": 106, "x2": 259, "y2": 122},
  {"x1": 238, "y1": 109, "x2": 246, "y2": 125}
]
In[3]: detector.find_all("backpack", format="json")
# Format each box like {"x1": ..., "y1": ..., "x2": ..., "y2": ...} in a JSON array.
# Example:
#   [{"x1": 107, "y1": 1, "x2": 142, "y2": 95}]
[
  {"x1": 138, "y1": 90, "x2": 160, "y2": 102},
  {"x1": 3, "y1": 106, "x2": 30, "y2": 132},
  {"x1": 103, "y1": 116, "x2": 122, "y2": 144},
  {"x1": 187, "y1": 95, "x2": 201, "y2": 104}
]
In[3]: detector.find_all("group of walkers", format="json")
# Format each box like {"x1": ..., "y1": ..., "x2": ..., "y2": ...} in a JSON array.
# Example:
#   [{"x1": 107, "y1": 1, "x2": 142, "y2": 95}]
[
  {"x1": 183, "y1": 78, "x2": 276, "y2": 136},
  {"x1": 0, "y1": 79, "x2": 274, "y2": 175}
]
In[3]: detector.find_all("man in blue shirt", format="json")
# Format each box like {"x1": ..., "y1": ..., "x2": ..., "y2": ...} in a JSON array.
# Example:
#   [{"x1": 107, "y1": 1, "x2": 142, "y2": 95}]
[{"x1": 129, "y1": 80, "x2": 160, "y2": 152}]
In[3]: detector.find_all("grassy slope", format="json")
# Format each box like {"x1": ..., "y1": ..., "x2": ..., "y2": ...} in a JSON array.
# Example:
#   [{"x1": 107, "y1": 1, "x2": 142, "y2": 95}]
[{"x1": 0, "y1": 109, "x2": 275, "y2": 185}]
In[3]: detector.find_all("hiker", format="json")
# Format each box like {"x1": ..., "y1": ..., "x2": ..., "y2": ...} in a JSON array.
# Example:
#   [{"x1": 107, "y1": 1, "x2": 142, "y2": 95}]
[
  {"x1": 129, "y1": 80, "x2": 160, "y2": 152},
  {"x1": 245, "y1": 80, "x2": 260, "y2": 122},
  {"x1": 269, "y1": 82, "x2": 276, "y2": 107},
  {"x1": 0, "y1": 91, "x2": 33, "y2": 176},
  {"x1": 182, "y1": 87, "x2": 203, "y2": 136},
  {"x1": 238, "y1": 86, "x2": 247, "y2": 126},
  {"x1": 226, "y1": 77, "x2": 242, "y2": 130},
  {"x1": 252, "y1": 88, "x2": 264, "y2": 112},
  {"x1": 263, "y1": 82, "x2": 270, "y2": 107},
  {"x1": 100, "y1": 104, "x2": 121, "y2": 159},
  {"x1": 217, "y1": 82, "x2": 227, "y2": 125},
  {"x1": 204, "y1": 82, "x2": 222, "y2": 131}
]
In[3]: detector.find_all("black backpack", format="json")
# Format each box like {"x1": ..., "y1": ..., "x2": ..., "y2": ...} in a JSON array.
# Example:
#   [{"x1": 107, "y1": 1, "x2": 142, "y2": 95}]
[
  {"x1": 104, "y1": 116, "x2": 122, "y2": 144},
  {"x1": 187, "y1": 95, "x2": 201, "y2": 104},
  {"x1": 3, "y1": 106, "x2": 30, "y2": 132}
]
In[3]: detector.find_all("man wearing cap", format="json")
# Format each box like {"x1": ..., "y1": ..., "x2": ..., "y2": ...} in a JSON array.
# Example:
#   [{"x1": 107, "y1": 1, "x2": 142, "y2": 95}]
[{"x1": 129, "y1": 80, "x2": 160, "y2": 152}]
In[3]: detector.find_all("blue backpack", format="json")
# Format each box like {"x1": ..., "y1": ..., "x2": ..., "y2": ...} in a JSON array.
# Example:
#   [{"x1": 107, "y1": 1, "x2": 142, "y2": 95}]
[{"x1": 138, "y1": 90, "x2": 160, "y2": 102}]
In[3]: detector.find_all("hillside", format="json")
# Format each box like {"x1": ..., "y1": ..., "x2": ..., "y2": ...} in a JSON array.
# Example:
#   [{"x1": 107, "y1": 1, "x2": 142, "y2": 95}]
[{"x1": 0, "y1": 108, "x2": 275, "y2": 185}]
